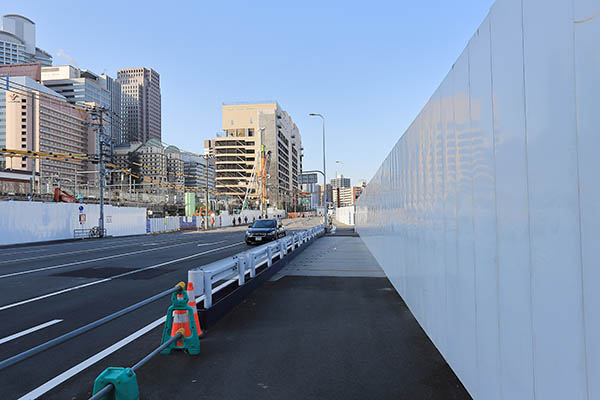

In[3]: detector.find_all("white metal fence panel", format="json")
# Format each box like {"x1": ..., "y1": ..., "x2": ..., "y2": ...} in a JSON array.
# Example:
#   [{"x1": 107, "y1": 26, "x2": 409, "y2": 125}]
[
  {"x1": 0, "y1": 202, "x2": 146, "y2": 245},
  {"x1": 148, "y1": 217, "x2": 180, "y2": 233},
  {"x1": 335, "y1": 206, "x2": 355, "y2": 226},
  {"x1": 356, "y1": 1, "x2": 598, "y2": 399}
]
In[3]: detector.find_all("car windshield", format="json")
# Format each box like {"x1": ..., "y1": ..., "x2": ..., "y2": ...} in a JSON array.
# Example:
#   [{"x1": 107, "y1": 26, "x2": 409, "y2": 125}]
[{"x1": 251, "y1": 220, "x2": 276, "y2": 228}]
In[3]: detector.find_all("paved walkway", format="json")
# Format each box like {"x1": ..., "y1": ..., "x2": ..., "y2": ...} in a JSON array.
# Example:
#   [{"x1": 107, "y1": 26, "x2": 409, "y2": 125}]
[
  {"x1": 272, "y1": 236, "x2": 386, "y2": 278},
  {"x1": 50, "y1": 233, "x2": 470, "y2": 399}
]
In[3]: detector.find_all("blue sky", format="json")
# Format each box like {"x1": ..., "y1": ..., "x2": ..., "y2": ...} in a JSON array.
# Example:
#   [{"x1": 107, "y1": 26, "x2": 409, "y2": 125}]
[{"x1": 6, "y1": 0, "x2": 494, "y2": 184}]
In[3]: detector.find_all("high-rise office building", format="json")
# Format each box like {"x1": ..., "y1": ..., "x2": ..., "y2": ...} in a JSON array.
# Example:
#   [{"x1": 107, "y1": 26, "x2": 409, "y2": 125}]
[
  {"x1": 117, "y1": 68, "x2": 161, "y2": 144},
  {"x1": 0, "y1": 15, "x2": 52, "y2": 66},
  {"x1": 41, "y1": 66, "x2": 120, "y2": 146},
  {"x1": 210, "y1": 102, "x2": 302, "y2": 210},
  {"x1": 100, "y1": 73, "x2": 121, "y2": 145}
]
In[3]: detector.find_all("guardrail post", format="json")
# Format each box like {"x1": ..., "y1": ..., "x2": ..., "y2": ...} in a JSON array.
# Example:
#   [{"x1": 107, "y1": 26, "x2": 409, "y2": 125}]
[
  {"x1": 248, "y1": 252, "x2": 256, "y2": 278},
  {"x1": 267, "y1": 246, "x2": 273, "y2": 267},
  {"x1": 187, "y1": 269, "x2": 204, "y2": 302},
  {"x1": 279, "y1": 239, "x2": 286, "y2": 257},
  {"x1": 236, "y1": 256, "x2": 245, "y2": 286},
  {"x1": 203, "y1": 270, "x2": 212, "y2": 309}
]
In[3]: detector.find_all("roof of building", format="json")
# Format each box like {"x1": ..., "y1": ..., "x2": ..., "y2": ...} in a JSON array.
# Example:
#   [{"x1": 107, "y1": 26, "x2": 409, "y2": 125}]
[
  {"x1": 35, "y1": 47, "x2": 52, "y2": 57},
  {"x1": 222, "y1": 100, "x2": 278, "y2": 106},
  {"x1": 2, "y1": 14, "x2": 35, "y2": 25},
  {"x1": 164, "y1": 145, "x2": 181, "y2": 153},
  {"x1": 0, "y1": 30, "x2": 24, "y2": 44},
  {"x1": 144, "y1": 139, "x2": 164, "y2": 148}
]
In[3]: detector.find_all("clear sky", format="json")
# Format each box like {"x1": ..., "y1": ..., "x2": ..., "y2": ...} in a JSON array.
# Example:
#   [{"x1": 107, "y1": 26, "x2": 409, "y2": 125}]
[{"x1": 5, "y1": 0, "x2": 494, "y2": 184}]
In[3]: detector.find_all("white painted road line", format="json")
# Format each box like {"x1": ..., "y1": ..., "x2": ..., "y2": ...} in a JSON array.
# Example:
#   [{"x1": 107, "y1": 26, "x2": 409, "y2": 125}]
[
  {"x1": 0, "y1": 242, "x2": 139, "y2": 265},
  {"x1": 0, "y1": 239, "x2": 214, "y2": 280},
  {"x1": 0, "y1": 320, "x2": 63, "y2": 345},
  {"x1": 0, "y1": 242, "x2": 246, "y2": 311},
  {"x1": 19, "y1": 279, "x2": 237, "y2": 400},
  {"x1": 18, "y1": 316, "x2": 166, "y2": 400},
  {"x1": 197, "y1": 240, "x2": 227, "y2": 246}
]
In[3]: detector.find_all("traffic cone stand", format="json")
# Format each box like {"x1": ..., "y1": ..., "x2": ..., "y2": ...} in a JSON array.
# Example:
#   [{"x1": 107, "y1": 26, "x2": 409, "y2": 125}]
[
  {"x1": 160, "y1": 285, "x2": 200, "y2": 355},
  {"x1": 186, "y1": 281, "x2": 204, "y2": 338}
]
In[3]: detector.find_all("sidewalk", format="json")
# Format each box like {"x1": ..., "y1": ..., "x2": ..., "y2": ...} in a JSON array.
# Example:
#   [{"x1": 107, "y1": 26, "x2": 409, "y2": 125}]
[
  {"x1": 149, "y1": 235, "x2": 469, "y2": 399},
  {"x1": 53, "y1": 232, "x2": 470, "y2": 400}
]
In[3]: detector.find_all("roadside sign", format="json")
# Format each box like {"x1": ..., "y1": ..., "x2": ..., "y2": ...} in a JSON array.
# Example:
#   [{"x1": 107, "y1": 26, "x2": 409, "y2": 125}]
[
  {"x1": 79, "y1": 214, "x2": 86, "y2": 224},
  {"x1": 79, "y1": 205, "x2": 84, "y2": 212},
  {"x1": 299, "y1": 173, "x2": 318, "y2": 185}
]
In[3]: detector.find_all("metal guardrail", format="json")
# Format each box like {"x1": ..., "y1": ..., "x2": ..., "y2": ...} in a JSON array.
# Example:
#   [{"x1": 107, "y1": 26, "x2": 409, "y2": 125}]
[
  {"x1": 88, "y1": 330, "x2": 185, "y2": 400},
  {"x1": 0, "y1": 283, "x2": 185, "y2": 371},
  {"x1": 189, "y1": 224, "x2": 325, "y2": 308}
]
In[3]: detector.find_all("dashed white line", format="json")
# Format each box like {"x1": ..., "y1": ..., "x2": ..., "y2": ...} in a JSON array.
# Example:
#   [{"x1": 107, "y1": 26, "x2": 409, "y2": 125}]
[
  {"x1": 0, "y1": 320, "x2": 63, "y2": 345},
  {"x1": 0, "y1": 242, "x2": 136, "y2": 265},
  {"x1": 0, "y1": 240, "x2": 210, "y2": 280}
]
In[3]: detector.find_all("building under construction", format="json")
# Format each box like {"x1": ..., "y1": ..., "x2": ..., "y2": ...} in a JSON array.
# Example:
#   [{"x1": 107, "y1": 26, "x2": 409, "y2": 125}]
[{"x1": 205, "y1": 102, "x2": 302, "y2": 211}]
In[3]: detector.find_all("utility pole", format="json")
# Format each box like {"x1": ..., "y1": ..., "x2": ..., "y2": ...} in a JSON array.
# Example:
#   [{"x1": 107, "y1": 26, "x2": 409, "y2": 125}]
[
  {"x1": 98, "y1": 108, "x2": 105, "y2": 237},
  {"x1": 309, "y1": 113, "x2": 327, "y2": 228},
  {"x1": 205, "y1": 156, "x2": 209, "y2": 230}
]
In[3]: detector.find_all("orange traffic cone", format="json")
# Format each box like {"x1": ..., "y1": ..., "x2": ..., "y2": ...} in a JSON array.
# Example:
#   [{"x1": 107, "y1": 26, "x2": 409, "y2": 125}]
[
  {"x1": 170, "y1": 293, "x2": 192, "y2": 347},
  {"x1": 187, "y1": 282, "x2": 205, "y2": 338}
]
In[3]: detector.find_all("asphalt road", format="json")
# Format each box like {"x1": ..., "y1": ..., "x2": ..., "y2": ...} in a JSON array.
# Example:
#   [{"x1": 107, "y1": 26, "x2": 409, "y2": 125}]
[{"x1": 0, "y1": 217, "x2": 322, "y2": 399}]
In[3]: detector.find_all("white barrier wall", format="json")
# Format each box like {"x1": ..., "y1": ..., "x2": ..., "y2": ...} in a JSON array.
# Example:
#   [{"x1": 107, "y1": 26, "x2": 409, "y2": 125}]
[
  {"x1": 335, "y1": 206, "x2": 355, "y2": 226},
  {"x1": 356, "y1": 1, "x2": 599, "y2": 399},
  {"x1": 147, "y1": 216, "x2": 180, "y2": 233},
  {"x1": 0, "y1": 201, "x2": 146, "y2": 245}
]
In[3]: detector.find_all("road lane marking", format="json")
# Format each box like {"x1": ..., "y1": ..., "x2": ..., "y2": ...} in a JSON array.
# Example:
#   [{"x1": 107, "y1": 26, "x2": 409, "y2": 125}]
[
  {"x1": 0, "y1": 242, "x2": 246, "y2": 311},
  {"x1": 0, "y1": 242, "x2": 141, "y2": 265},
  {"x1": 197, "y1": 240, "x2": 227, "y2": 246},
  {"x1": 0, "y1": 239, "x2": 217, "y2": 280},
  {"x1": 0, "y1": 320, "x2": 63, "y2": 345},
  {"x1": 18, "y1": 279, "x2": 237, "y2": 400},
  {"x1": 0, "y1": 234, "x2": 173, "y2": 257}
]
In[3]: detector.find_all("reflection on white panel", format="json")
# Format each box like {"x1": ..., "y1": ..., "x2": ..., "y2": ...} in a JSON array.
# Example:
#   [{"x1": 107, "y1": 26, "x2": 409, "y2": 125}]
[
  {"x1": 356, "y1": 0, "x2": 598, "y2": 398},
  {"x1": 574, "y1": 1, "x2": 600, "y2": 399}
]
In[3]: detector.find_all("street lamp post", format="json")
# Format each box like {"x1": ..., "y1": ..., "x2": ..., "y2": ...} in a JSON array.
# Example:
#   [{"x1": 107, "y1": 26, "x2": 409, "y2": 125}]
[
  {"x1": 335, "y1": 160, "x2": 344, "y2": 178},
  {"x1": 309, "y1": 113, "x2": 327, "y2": 229},
  {"x1": 200, "y1": 154, "x2": 214, "y2": 229}
]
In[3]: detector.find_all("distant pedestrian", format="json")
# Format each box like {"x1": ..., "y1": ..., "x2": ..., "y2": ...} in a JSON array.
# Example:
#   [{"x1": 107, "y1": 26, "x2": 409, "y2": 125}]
[
  {"x1": 252, "y1": 216, "x2": 256, "y2": 223},
  {"x1": 238, "y1": 216, "x2": 241, "y2": 225},
  {"x1": 211, "y1": 217, "x2": 215, "y2": 228},
  {"x1": 244, "y1": 216, "x2": 248, "y2": 224},
  {"x1": 233, "y1": 218, "x2": 236, "y2": 226}
]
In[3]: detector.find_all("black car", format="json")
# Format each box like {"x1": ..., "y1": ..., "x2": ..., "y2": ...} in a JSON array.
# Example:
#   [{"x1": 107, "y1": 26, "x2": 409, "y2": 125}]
[{"x1": 245, "y1": 219, "x2": 286, "y2": 245}]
